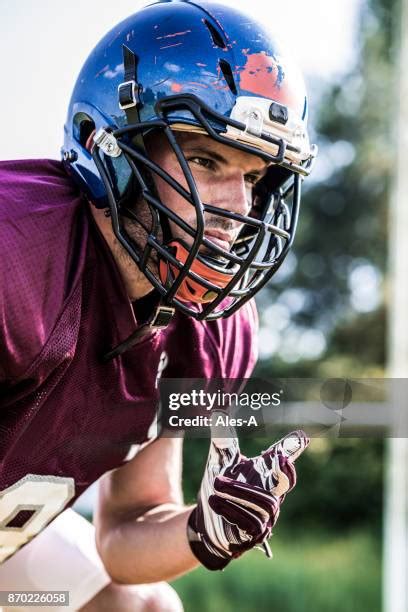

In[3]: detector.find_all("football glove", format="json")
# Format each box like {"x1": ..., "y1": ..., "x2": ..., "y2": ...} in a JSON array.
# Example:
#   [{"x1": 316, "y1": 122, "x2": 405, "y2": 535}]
[{"x1": 187, "y1": 416, "x2": 309, "y2": 570}]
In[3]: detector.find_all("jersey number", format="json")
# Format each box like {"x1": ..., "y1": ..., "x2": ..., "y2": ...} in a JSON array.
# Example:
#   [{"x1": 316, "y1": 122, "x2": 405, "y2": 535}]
[{"x1": 0, "y1": 475, "x2": 74, "y2": 563}]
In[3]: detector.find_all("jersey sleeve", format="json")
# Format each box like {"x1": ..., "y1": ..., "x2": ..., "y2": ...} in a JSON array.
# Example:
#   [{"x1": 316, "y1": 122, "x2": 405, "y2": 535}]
[{"x1": 0, "y1": 160, "x2": 84, "y2": 384}]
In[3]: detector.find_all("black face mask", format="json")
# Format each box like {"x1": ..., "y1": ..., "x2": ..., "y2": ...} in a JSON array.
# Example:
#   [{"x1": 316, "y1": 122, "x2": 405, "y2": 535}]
[{"x1": 92, "y1": 93, "x2": 315, "y2": 322}]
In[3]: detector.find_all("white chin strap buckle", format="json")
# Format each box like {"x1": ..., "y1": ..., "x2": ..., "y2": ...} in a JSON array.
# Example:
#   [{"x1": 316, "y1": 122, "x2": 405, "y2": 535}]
[{"x1": 93, "y1": 128, "x2": 122, "y2": 158}]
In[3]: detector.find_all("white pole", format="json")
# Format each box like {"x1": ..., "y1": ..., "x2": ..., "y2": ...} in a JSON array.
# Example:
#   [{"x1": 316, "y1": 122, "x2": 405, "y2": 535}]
[{"x1": 383, "y1": 0, "x2": 408, "y2": 607}]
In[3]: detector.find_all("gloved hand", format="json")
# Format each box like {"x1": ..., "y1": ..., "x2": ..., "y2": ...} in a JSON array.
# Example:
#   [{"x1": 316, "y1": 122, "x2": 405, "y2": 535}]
[{"x1": 187, "y1": 416, "x2": 309, "y2": 570}]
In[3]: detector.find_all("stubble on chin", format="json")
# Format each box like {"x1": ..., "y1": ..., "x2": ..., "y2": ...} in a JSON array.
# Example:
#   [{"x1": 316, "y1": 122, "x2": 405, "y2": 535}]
[{"x1": 109, "y1": 203, "x2": 161, "y2": 299}]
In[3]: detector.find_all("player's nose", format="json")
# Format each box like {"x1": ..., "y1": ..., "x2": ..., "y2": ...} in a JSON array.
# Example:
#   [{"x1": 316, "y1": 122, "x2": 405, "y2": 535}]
[{"x1": 218, "y1": 171, "x2": 251, "y2": 217}]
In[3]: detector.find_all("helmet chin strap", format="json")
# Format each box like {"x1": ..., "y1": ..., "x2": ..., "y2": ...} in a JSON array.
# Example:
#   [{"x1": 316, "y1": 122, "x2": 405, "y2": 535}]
[{"x1": 159, "y1": 240, "x2": 237, "y2": 304}]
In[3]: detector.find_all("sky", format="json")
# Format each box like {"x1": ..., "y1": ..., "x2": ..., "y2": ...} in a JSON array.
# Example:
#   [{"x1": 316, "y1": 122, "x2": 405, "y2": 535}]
[{"x1": 0, "y1": 0, "x2": 362, "y2": 160}]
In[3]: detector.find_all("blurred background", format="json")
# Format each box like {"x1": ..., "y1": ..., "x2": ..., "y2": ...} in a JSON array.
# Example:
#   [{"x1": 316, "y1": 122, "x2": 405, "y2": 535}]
[{"x1": 0, "y1": 0, "x2": 402, "y2": 610}]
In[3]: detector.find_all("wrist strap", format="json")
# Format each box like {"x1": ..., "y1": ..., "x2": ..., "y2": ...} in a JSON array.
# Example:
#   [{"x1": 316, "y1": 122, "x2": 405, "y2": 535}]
[{"x1": 187, "y1": 508, "x2": 231, "y2": 571}]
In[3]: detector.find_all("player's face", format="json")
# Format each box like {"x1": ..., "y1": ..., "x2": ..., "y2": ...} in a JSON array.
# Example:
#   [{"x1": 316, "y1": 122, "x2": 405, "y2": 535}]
[{"x1": 145, "y1": 132, "x2": 270, "y2": 254}]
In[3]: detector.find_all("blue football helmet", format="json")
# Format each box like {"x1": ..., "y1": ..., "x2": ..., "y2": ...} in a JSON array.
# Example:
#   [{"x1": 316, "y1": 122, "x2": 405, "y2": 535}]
[{"x1": 62, "y1": 0, "x2": 316, "y2": 324}]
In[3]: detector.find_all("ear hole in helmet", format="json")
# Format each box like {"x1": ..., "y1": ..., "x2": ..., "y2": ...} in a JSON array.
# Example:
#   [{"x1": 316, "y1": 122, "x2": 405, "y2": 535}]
[{"x1": 73, "y1": 112, "x2": 96, "y2": 149}]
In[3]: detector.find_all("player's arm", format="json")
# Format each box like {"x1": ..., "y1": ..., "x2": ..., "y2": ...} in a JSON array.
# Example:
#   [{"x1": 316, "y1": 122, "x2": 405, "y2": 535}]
[
  {"x1": 96, "y1": 426, "x2": 309, "y2": 584},
  {"x1": 94, "y1": 436, "x2": 200, "y2": 584}
]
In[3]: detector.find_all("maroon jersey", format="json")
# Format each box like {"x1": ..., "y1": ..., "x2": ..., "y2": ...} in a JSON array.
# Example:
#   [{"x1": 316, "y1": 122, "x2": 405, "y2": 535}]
[{"x1": 0, "y1": 159, "x2": 258, "y2": 562}]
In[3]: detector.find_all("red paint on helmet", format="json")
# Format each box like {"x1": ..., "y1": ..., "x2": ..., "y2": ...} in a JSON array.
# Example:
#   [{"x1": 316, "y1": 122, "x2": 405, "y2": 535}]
[
  {"x1": 160, "y1": 42, "x2": 183, "y2": 50},
  {"x1": 156, "y1": 30, "x2": 192, "y2": 40},
  {"x1": 238, "y1": 51, "x2": 306, "y2": 116}
]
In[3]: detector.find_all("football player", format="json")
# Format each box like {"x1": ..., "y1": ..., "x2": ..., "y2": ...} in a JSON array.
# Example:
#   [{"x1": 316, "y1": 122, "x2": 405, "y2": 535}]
[{"x1": 0, "y1": 1, "x2": 316, "y2": 610}]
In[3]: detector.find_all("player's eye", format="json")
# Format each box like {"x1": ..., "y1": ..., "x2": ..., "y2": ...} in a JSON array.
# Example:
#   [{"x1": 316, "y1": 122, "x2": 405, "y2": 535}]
[
  {"x1": 245, "y1": 173, "x2": 261, "y2": 186},
  {"x1": 187, "y1": 156, "x2": 217, "y2": 171}
]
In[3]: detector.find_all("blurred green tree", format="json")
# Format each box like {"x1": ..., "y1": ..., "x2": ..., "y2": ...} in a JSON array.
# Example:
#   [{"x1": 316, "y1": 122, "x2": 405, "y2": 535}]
[{"x1": 255, "y1": 0, "x2": 396, "y2": 379}]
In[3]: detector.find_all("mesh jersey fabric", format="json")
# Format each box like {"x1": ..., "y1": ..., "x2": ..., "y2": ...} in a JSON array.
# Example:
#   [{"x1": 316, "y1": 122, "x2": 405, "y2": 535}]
[{"x1": 0, "y1": 159, "x2": 258, "y2": 521}]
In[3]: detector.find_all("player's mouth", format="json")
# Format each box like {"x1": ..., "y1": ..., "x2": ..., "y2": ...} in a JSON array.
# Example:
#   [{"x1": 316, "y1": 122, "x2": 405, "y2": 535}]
[{"x1": 204, "y1": 230, "x2": 233, "y2": 252}]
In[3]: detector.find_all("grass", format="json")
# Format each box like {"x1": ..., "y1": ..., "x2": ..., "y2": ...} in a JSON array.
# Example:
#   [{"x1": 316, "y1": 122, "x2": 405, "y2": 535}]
[{"x1": 171, "y1": 530, "x2": 381, "y2": 612}]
